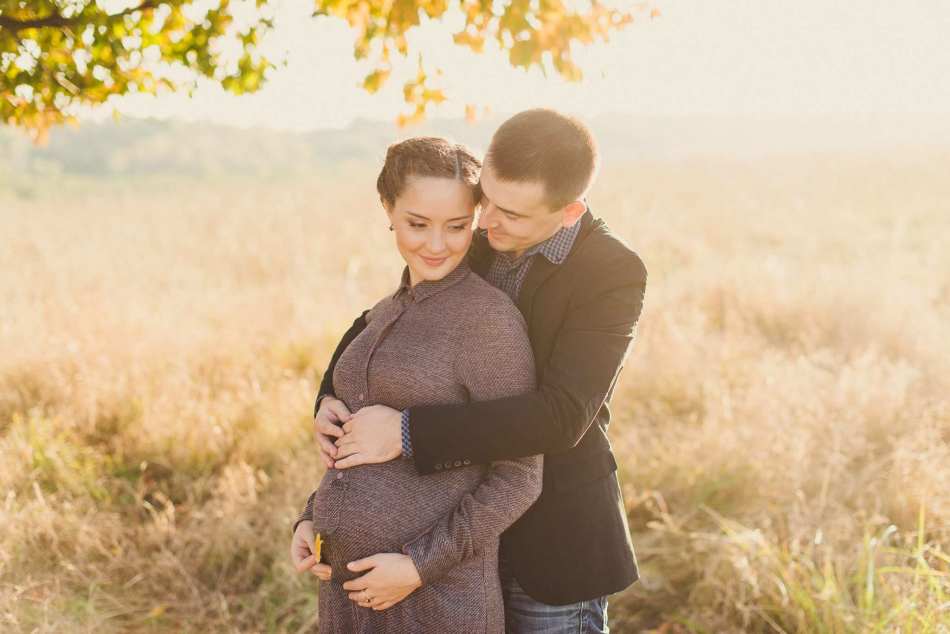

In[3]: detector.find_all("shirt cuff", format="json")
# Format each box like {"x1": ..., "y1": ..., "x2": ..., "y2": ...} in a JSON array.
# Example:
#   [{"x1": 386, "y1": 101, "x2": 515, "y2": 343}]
[{"x1": 400, "y1": 409, "x2": 414, "y2": 459}]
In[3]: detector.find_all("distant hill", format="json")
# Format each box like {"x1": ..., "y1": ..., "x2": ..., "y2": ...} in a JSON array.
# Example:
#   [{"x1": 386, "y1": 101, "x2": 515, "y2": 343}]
[{"x1": 3, "y1": 113, "x2": 950, "y2": 186}]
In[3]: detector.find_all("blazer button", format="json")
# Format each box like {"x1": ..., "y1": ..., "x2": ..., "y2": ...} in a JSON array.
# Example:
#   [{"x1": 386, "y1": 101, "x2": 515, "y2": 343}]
[
  {"x1": 443, "y1": 461, "x2": 453, "y2": 469},
  {"x1": 434, "y1": 463, "x2": 442, "y2": 471},
  {"x1": 453, "y1": 460, "x2": 462, "y2": 467},
  {"x1": 463, "y1": 459, "x2": 471, "y2": 465}
]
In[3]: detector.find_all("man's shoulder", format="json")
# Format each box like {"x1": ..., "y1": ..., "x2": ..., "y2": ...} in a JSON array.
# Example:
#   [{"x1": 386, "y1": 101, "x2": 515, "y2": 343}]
[{"x1": 568, "y1": 216, "x2": 646, "y2": 284}]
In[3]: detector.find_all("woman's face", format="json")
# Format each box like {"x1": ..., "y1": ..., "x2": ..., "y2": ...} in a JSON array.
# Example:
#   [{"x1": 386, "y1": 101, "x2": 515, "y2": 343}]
[{"x1": 387, "y1": 176, "x2": 476, "y2": 286}]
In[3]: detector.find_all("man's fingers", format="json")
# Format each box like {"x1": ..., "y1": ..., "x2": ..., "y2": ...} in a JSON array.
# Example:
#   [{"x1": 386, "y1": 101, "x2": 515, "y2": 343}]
[
  {"x1": 334, "y1": 444, "x2": 359, "y2": 460},
  {"x1": 341, "y1": 421, "x2": 354, "y2": 433},
  {"x1": 333, "y1": 454, "x2": 364, "y2": 470},
  {"x1": 321, "y1": 453, "x2": 335, "y2": 469}
]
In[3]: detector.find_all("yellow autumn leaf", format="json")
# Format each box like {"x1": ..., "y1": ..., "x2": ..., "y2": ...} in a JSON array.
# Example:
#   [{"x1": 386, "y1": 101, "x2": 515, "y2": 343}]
[{"x1": 313, "y1": 533, "x2": 323, "y2": 562}]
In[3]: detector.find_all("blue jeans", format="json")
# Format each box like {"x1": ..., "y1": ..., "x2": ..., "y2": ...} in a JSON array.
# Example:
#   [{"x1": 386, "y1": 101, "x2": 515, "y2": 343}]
[{"x1": 500, "y1": 566, "x2": 609, "y2": 633}]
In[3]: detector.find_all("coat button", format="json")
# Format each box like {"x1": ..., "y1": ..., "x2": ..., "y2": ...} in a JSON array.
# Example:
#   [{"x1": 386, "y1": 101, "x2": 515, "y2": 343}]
[
  {"x1": 453, "y1": 460, "x2": 462, "y2": 467},
  {"x1": 463, "y1": 459, "x2": 471, "y2": 465},
  {"x1": 434, "y1": 463, "x2": 443, "y2": 471},
  {"x1": 443, "y1": 461, "x2": 453, "y2": 469}
]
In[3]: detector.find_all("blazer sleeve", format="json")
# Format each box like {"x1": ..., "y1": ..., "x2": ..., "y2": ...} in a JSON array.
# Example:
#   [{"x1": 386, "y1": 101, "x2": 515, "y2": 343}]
[
  {"x1": 401, "y1": 301, "x2": 542, "y2": 585},
  {"x1": 293, "y1": 309, "x2": 369, "y2": 534},
  {"x1": 312, "y1": 310, "x2": 370, "y2": 418},
  {"x1": 407, "y1": 250, "x2": 646, "y2": 474}
]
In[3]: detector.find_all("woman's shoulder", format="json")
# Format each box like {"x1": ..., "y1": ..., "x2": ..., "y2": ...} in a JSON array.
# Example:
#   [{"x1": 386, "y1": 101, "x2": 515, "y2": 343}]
[
  {"x1": 448, "y1": 273, "x2": 527, "y2": 331},
  {"x1": 364, "y1": 294, "x2": 396, "y2": 324}
]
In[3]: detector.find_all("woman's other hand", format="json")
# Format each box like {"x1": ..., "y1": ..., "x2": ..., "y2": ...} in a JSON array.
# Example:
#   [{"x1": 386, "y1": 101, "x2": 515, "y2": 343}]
[
  {"x1": 314, "y1": 396, "x2": 352, "y2": 468},
  {"x1": 342, "y1": 553, "x2": 422, "y2": 611},
  {"x1": 291, "y1": 520, "x2": 332, "y2": 581}
]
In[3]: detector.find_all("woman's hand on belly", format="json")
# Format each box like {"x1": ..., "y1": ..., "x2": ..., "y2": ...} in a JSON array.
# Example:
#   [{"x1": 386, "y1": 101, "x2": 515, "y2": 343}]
[{"x1": 341, "y1": 553, "x2": 422, "y2": 611}]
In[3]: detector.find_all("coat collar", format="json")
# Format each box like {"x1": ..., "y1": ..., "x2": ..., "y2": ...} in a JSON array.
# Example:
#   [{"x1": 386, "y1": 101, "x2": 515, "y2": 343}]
[
  {"x1": 466, "y1": 210, "x2": 597, "y2": 277},
  {"x1": 392, "y1": 260, "x2": 470, "y2": 303}
]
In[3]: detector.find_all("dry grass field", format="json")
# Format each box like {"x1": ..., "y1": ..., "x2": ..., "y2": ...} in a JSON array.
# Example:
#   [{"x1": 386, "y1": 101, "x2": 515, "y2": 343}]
[{"x1": 1, "y1": 150, "x2": 948, "y2": 632}]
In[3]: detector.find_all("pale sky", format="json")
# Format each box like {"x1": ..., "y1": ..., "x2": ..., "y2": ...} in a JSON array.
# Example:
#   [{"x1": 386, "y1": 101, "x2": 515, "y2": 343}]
[{"x1": 99, "y1": 0, "x2": 950, "y2": 130}]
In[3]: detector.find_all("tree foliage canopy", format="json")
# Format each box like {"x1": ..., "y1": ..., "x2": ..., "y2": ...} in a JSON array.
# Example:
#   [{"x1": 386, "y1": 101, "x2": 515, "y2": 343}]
[{"x1": 1, "y1": 0, "x2": 648, "y2": 138}]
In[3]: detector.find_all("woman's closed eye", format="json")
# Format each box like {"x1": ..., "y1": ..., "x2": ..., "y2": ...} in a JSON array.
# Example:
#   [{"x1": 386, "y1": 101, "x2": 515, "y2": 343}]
[{"x1": 408, "y1": 222, "x2": 469, "y2": 232}]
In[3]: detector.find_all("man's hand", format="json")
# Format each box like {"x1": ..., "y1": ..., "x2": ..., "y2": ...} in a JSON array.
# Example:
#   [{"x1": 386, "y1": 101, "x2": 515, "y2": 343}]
[
  {"x1": 290, "y1": 520, "x2": 332, "y2": 581},
  {"x1": 333, "y1": 404, "x2": 403, "y2": 469},
  {"x1": 342, "y1": 553, "x2": 422, "y2": 611},
  {"x1": 314, "y1": 396, "x2": 352, "y2": 469}
]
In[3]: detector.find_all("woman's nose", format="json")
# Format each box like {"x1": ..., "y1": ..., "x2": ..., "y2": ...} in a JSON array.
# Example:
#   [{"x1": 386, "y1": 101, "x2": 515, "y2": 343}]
[{"x1": 428, "y1": 229, "x2": 446, "y2": 253}]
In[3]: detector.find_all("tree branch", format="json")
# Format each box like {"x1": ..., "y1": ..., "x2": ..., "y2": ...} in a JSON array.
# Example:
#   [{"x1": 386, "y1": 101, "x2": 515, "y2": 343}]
[{"x1": 0, "y1": 1, "x2": 159, "y2": 33}]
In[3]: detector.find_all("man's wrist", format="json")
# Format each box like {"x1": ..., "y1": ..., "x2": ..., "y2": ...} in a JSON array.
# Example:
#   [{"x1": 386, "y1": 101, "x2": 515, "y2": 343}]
[{"x1": 400, "y1": 409, "x2": 414, "y2": 459}]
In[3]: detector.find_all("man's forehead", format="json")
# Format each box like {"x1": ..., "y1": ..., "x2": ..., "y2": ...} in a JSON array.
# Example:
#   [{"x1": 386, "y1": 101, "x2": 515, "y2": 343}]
[{"x1": 480, "y1": 165, "x2": 547, "y2": 212}]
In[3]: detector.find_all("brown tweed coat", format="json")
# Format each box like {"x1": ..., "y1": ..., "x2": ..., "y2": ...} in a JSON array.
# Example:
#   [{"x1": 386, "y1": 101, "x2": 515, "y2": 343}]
[{"x1": 305, "y1": 261, "x2": 542, "y2": 633}]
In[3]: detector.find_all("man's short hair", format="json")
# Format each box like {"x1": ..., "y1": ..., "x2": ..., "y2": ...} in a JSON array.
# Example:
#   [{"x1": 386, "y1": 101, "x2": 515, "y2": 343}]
[{"x1": 485, "y1": 109, "x2": 599, "y2": 211}]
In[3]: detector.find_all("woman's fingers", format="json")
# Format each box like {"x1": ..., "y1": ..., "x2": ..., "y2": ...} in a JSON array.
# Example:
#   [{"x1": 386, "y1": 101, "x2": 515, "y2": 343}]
[
  {"x1": 316, "y1": 430, "x2": 339, "y2": 459},
  {"x1": 314, "y1": 414, "x2": 344, "y2": 440},
  {"x1": 325, "y1": 398, "x2": 353, "y2": 422},
  {"x1": 373, "y1": 600, "x2": 396, "y2": 611},
  {"x1": 310, "y1": 563, "x2": 332, "y2": 581},
  {"x1": 295, "y1": 554, "x2": 317, "y2": 573}
]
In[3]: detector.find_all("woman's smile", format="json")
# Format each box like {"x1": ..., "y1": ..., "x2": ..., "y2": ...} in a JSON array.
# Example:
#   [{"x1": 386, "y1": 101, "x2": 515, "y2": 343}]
[{"x1": 419, "y1": 254, "x2": 449, "y2": 268}]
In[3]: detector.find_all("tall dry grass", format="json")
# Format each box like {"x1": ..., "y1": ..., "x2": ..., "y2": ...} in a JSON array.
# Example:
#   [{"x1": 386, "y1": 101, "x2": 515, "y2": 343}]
[{"x1": 1, "y1": 152, "x2": 948, "y2": 633}]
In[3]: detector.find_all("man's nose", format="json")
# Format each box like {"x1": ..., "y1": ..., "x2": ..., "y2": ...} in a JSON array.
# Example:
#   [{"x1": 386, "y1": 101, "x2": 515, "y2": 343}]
[{"x1": 478, "y1": 203, "x2": 498, "y2": 229}]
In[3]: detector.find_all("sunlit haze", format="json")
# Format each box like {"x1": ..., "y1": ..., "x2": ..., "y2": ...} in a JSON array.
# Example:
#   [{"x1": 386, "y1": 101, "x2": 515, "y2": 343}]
[{"x1": 92, "y1": 0, "x2": 950, "y2": 130}]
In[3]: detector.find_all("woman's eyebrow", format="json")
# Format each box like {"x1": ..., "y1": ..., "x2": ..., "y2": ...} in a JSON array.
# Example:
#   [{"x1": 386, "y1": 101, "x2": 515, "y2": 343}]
[{"x1": 407, "y1": 211, "x2": 473, "y2": 222}]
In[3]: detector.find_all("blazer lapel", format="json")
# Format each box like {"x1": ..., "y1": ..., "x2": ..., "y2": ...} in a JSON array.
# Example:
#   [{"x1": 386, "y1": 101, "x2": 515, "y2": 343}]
[
  {"x1": 517, "y1": 256, "x2": 559, "y2": 325},
  {"x1": 516, "y1": 211, "x2": 598, "y2": 324}
]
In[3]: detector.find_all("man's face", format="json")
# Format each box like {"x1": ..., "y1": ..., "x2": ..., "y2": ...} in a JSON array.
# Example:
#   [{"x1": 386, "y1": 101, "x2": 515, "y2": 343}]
[{"x1": 477, "y1": 163, "x2": 570, "y2": 258}]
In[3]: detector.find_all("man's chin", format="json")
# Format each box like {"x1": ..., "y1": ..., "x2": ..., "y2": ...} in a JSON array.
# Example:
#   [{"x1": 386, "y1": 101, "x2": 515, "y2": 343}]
[{"x1": 485, "y1": 232, "x2": 509, "y2": 252}]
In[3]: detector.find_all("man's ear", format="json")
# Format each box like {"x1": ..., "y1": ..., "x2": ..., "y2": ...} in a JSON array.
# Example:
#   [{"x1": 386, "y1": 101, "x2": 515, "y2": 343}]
[{"x1": 560, "y1": 200, "x2": 587, "y2": 227}]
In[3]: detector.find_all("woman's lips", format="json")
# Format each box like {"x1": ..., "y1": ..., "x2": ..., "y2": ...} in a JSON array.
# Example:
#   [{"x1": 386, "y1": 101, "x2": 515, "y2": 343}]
[{"x1": 420, "y1": 255, "x2": 448, "y2": 267}]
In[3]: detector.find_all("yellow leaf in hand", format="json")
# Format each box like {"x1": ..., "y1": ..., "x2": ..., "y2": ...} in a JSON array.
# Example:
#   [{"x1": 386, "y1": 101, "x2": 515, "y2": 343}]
[{"x1": 313, "y1": 533, "x2": 323, "y2": 562}]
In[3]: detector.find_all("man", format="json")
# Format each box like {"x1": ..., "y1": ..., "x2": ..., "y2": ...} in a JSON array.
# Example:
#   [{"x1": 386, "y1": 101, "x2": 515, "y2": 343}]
[{"x1": 293, "y1": 109, "x2": 647, "y2": 632}]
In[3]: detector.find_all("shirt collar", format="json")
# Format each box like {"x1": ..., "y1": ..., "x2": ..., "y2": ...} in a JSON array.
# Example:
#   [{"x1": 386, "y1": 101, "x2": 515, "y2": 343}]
[
  {"x1": 494, "y1": 220, "x2": 582, "y2": 267},
  {"x1": 392, "y1": 259, "x2": 471, "y2": 302}
]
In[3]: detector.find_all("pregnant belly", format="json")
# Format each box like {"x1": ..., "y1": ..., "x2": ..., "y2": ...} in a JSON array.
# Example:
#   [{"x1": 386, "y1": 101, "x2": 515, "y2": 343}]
[{"x1": 311, "y1": 461, "x2": 485, "y2": 582}]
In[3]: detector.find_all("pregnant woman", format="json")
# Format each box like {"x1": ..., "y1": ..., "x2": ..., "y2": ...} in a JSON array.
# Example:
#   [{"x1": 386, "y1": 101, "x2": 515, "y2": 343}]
[{"x1": 291, "y1": 137, "x2": 542, "y2": 633}]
